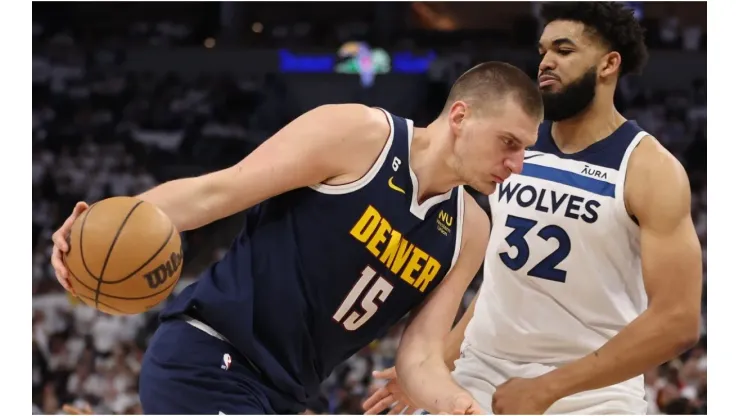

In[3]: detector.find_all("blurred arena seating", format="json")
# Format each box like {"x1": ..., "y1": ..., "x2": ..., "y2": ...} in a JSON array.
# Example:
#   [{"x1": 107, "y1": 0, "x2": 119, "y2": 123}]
[{"x1": 32, "y1": 2, "x2": 706, "y2": 414}]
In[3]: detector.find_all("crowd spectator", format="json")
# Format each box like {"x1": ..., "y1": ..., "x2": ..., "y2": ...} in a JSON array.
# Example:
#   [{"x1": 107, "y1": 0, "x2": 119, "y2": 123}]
[{"x1": 32, "y1": 13, "x2": 707, "y2": 414}]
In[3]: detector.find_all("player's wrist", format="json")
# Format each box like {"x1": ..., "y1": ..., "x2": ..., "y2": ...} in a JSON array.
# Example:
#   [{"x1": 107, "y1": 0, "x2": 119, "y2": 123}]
[
  {"x1": 437, "y1": 390, "x2": 476, "y2": 414},
  {"x1": 534, "y1": 372, "x2": 569, "y2": 404}
]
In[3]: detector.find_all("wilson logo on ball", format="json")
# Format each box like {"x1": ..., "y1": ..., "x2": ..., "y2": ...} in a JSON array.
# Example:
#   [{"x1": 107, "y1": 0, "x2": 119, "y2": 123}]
[{"x1": 144, "y1": 249, "x2": 184, "y2": 289}]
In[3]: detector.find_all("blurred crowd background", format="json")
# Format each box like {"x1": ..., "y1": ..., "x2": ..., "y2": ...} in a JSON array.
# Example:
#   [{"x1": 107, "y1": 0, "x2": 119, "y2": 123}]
[{"x1": 32, "y1": 2, "x2": 707, "y2": 415}]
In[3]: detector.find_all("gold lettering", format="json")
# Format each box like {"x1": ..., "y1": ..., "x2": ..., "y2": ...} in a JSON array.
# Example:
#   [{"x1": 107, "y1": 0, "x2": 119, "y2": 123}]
[
  {"x1": 401, "y1": 247, "x2": 428, "y2": 285},
  {"x1": 414, "y1": 257, "x2": 441, "y2": 292},
  {"x1": 379, "y1": 230, "x2": 402, "y2": 267},
  {"x1": 366, "y1": 219, "x2": 392, "y2": 257},
  {"x1": 350, "y1": 205, "x2": 381, "y2": 243},
  {"x1": 390, "y1": 239, "x2": 415, "y2": 274}
]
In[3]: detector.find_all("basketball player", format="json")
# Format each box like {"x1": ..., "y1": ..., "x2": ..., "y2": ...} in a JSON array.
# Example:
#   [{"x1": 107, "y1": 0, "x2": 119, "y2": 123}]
[
  {"x1": 50, "y1": 62, "x2": 543, "y2": 414},
  {"x1": 363, "y1": 3, "x2": 703, "y2": 414}
]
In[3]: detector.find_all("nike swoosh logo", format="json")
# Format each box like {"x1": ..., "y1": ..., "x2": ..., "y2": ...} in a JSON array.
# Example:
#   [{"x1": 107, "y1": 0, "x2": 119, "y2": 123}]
[
  {"x1": 388, "y1": 176, "x2": 405, "y2": 194},
  {"x1": 524, "y1": 153, "x2": 544, "y2": 160}
]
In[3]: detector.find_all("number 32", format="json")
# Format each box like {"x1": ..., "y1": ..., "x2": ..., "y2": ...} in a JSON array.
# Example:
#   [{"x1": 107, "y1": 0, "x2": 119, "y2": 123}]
[{"x1": 499, "y1": 215, "x2": 571, "y2": 283}]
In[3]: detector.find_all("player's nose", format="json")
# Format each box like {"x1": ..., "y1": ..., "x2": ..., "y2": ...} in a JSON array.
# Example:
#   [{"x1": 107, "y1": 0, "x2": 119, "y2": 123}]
[
  {"x1": 538, "y1": 52, "x2": 556, "y2": 74},
  {"x1": 505, "y1": 153, "x2": 524, "y2": 176}
]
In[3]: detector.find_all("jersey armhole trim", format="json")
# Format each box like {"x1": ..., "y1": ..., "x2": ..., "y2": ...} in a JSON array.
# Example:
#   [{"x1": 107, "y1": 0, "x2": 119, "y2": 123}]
[
  {"x1": 448, "y1": 187, "x2": 466, "y2": 272},
  {"x1": 309, "y1": 108, "x2": 395, "y2": 195},
  {"x1": 615, "y1": 131, "x2": 649, "y2": 229},
  {"x1": 488, "y1": 187, "x2": 498, "y2": 223}
]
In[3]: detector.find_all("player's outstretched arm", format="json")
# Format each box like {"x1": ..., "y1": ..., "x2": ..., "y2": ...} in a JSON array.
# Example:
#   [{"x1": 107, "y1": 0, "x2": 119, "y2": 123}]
[
  {"x1": 362, "y1": 292, "x2": 480, "y2": 415},
  {"x1": 136, "y1": 104, "x2": 390, "y2": 231},
  {"x1": 362, "y1": 291, "x2": 480, "y2": 415},
  {"x1": 443, "y1": 290, "x2": 479, "y2": 370},
  {"x1": 494, "y1": 137, "x2": 703, "y2": 413},
  {"x1": 50, "y1": 104, "x2": 389, "y2": 291},
  {"x1": 395, "y1": 193, "x2": 490, "y2": 415}
]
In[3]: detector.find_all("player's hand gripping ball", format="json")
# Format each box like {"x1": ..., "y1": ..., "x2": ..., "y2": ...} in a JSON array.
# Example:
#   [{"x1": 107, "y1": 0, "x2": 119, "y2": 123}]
[{"x1": 52, "y1": 197, "x2": 183, "y2": 315}]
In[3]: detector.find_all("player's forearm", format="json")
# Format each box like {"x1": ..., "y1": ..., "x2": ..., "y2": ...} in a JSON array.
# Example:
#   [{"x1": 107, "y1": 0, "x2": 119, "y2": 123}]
[
  {"x1": 443, "y1": 292, "x2": 478, "y2": 370},
  {"x1": 136, "y1": 176, "x2": 224, "y2": 232},
  {"x1": 539, "y1": 306, "x2": 699, "y2": 401},
  {"x1": 443, "y1": 326, "x2": 466, "y2": 371}
]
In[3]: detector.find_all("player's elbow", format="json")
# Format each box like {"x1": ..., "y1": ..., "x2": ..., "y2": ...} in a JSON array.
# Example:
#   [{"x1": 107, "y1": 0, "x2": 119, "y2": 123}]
[
  {"x1": 396, "y1": 338, "x2": 430, "y2": 372},
  {"x1": 396, "y1": 333, "x2": 441, "y2": 378},
  {"x1": 675, "y1": 312, "x2": 701, "y2": 351},
  {"x1": 662, "y1": 308, "x2": 701, "y2": 354}
]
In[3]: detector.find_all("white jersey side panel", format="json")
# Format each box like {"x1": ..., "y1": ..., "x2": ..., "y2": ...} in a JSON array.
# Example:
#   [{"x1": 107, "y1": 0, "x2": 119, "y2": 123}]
[{"x1": 466, "y1": 130, "x2": 649, "y2": 364}]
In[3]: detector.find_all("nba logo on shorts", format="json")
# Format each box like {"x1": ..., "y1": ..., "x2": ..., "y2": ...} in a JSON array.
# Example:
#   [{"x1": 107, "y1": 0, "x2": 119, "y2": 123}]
[{"x1": 221, "y1": 353, "x2": 232, "y2": 371}]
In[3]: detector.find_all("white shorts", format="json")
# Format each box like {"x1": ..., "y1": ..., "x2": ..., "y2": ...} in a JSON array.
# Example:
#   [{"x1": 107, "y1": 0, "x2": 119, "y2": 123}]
[{"x1": 450, "y1": 343, "x2": 648, "y2": 415}]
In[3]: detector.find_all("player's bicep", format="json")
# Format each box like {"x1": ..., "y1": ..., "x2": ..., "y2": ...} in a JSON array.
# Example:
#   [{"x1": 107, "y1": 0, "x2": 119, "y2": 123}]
[
  {"x1": 401, "y1": 196, "x2": 490, "y2": 351},
  {"x1": 640, "y1": 217, "x2": 702, "y2": 309},
  {"x1": 201, "y1": 104, "x2": 386, "y2": 216},
  {"x1": 628, "y1": 139, "x2": 702, "y2": 312}
]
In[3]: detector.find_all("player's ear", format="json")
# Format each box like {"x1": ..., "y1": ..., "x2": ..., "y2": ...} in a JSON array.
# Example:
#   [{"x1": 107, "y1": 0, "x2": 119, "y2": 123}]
[
  {"x1": 599, "y1": 51, "x2": 621, "y2": 78},
  {"x1": 448, "y1": 101, "x2": 468, "y2": 136}
]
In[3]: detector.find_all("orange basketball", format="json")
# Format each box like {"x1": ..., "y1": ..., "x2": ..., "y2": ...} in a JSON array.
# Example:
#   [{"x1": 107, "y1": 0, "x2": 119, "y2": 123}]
[{"x1": 63, "y1": 196, "x2": 183, "y2": 315}]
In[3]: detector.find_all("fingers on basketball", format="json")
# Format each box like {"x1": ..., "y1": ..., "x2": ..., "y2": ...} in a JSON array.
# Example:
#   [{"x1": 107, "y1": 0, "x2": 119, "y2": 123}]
[
  {"x1": 73, "y1": 201, "x2": 89, "y2": 213},
  {"x1": 56, "y1": 202, "x2": 88, "y2": 251},
  {"x1": 63, "y1": 197, "x2": 183, "y2": 315}
]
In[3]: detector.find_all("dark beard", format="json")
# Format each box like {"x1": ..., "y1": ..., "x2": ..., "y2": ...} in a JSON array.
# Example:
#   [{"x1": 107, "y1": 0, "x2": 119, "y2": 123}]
[{"x1": 542, "y1": 67, "x2": 597, "y2": 122}]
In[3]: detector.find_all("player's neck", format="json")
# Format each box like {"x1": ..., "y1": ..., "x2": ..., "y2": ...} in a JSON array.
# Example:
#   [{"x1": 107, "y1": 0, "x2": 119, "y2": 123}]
[
  {"x1": 551, "y1": 95, "x2": 626, "y2": 154},
  {"x1": 409, "y1": 124, "x2": 463, "y2": 203}
]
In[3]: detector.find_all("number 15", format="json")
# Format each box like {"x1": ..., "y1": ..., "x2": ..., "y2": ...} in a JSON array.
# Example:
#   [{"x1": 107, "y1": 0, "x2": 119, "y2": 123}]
[{"x1": 333, "y1": 266, "x2": 394, "y2": 331}]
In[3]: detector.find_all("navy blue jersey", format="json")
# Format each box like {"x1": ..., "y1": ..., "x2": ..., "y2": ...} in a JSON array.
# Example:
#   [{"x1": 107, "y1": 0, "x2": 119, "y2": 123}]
[
  {"x1": 532, "y1": 120, "x2": 645, "y2": 169},
  {"x1": 160, "y1": 109, "x2": 466, "y2": 410}
]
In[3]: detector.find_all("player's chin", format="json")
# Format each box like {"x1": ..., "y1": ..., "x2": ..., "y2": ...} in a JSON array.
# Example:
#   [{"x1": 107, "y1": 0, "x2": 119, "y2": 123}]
[
  {"x1": 539, "y1": 84, "x2": 560, "y2": 94},
  {"x1": 472, "y1": 180, "x2": 497, "y2": 195}
]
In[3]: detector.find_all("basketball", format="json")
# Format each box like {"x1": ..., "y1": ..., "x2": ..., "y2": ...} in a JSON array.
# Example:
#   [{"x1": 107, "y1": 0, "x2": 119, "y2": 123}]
[{"x1": 63, "y1": 196, "x2": 183, "y2": 315}]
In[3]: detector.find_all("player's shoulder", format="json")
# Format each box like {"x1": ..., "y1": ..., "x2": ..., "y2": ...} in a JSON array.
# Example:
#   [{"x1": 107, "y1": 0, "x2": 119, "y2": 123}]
[
  {"x1": 307, "y1": 104, "x2": 394, "y2": 186},
  {"x1": 628, "y1": 135, "x2": 690, "y2": 189},
  {"x1": 625, "y1": 135, "x2": 691, "y2": 221},
  {"x1": 310, "y1": 103, "x2": 391, "y2": 146}
]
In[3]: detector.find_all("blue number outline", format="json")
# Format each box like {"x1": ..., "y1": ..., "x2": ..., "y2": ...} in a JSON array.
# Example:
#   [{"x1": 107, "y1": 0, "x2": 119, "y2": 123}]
[{"x1": 499, "y1": 215, "x2": 571, "y2": 283}]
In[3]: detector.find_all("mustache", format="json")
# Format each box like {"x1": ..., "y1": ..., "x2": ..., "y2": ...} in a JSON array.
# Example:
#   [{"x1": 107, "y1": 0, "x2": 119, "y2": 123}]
[{"x1": 538, "y1": 71, "x2": 561, "y2": 81}]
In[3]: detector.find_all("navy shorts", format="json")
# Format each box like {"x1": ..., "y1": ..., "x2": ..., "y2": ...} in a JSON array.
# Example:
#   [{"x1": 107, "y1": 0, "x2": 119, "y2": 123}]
[{"x1": 139, "y1": 319, "x2": 292, "y2": 415}]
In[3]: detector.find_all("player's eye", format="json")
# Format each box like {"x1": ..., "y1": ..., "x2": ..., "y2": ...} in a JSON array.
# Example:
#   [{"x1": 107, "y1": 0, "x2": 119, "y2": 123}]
[
  {"x1": 558, "y1": 50, "x2": 573, "y2": 56},
  {"x1": 503, "y1": 138, "x2": 518, "y2": 149}
]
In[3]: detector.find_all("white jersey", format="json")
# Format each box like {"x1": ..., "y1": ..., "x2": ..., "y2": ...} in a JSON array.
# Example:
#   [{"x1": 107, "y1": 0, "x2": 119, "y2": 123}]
[{"x1": 466, "y1": 120, "x2": 649, "y2": 364}]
